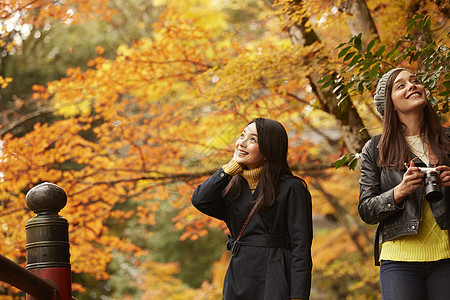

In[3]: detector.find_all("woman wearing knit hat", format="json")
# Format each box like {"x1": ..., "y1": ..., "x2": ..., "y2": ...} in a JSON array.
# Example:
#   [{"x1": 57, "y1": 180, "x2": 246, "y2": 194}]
[
  {"x1": 192, "y1": 118, "x2": 312, "y2": 300},
  {"x1": 359, "y1": 68, "x2": 450, "y2": 299}
]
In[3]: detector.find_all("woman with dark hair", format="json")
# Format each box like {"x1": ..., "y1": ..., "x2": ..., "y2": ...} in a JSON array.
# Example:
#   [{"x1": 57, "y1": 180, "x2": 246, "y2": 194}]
[
  {"x1": 192, "y1": 118, "x2": 312, "y2": 300},
  {"x1": 359, "y1": 68, "x2": 450, "y2": 300}
]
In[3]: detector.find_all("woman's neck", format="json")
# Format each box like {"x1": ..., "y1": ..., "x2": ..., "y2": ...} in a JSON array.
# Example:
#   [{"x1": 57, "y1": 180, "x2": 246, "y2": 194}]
[
  {"x1": 398, "y1": 112, "x2": 423, "y2": 136},
  {"x1": 241, "y1": 165, "x2": 264, "y2": 192}
]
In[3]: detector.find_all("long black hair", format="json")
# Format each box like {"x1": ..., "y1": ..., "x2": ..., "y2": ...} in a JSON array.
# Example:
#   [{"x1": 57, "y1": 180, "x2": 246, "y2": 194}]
[{"x1": 224, "y1": 118, "x2": 305, "y2": 210}]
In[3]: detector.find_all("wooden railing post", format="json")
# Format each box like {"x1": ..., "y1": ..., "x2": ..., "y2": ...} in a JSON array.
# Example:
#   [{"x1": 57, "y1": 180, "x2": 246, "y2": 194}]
[{"x1": 25, "y1": 182, "x2": 71, "y2": 300}]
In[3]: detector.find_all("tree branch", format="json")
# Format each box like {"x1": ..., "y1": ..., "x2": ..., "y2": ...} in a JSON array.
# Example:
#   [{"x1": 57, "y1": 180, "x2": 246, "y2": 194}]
[{"x1": 0, "y1": 107, "x2": 55, "y2": 136}]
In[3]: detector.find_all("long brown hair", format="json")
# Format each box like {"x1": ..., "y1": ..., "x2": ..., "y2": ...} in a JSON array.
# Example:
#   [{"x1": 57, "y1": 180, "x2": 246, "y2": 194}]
[
  {"x1": 223, "y1": 118, "x2": 305, "y2": 210},
  {"x1": 378, "y1": 69, "x2": 450, "y2": 169}
]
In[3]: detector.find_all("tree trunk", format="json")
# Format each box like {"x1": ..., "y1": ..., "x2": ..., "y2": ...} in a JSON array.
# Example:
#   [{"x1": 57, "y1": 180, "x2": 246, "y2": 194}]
[
  {"x1": 287, "y1": 19, "x2": 371, "y2": 153},
  {"x1": 338, "y1": 0, "x2": 379, "y2": 44},
  {"x1": 306, "y1": 71, "x2": 370, "y2": 153}
]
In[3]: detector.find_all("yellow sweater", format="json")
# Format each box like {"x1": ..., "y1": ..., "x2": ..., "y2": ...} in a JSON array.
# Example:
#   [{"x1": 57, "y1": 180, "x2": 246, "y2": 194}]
[
  {"x1": 380, "y1": 135, "x2": 450, "y2": 262},
  {"x1": 380, "y1": 200, "x2": 450, "y2": 262},
  {"x1": 222, "y1": 159, "x2": 263, "y2": 194}
]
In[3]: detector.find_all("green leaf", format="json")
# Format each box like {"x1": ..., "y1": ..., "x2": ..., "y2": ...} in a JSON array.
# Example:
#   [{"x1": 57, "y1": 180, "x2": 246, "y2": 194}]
[
  {"x1": 342, "y1": 81, "x2": 355, "y2": 93},
  {"x1": 354, "y1": 36, "x2": 362, "y2": 51},
  {"x1": 366, "y1": 39, "x2": 376, "y2": 52},
  {"x1": 385, "y1": 48, "x2": 395, "y2": 59},
  {"x1": 338, "y1": 46, "x2": 352, "y2": 58},
  {"x1": 357, "y1": 81, "x2": 365, "y2": 94},
  {"x1": 335, "y1": 42, "x2": 347, "y2": 50},
  {"x1": 442, "y1": 80, "x2": 450, "y2": 89},
  {"x1": 348, "y1": 157, "x2": 358, "y2": 170},
  {"x1": 343, "y1": 51, "x2": 356, "y2": 61},
  {"x1": 335, "y1": 153, "x2": 357, "y2": 170},
  {"x1": 376, "y1": 46, "x2": 385, "y2": 58},
  {"x1": 439, "y1": 90, "x2": 450, "y2": 97},
  {"x1": 362, "y1": 70, "x2": 371, "y2": 79},
  {"x1": 320, "y1": 79, "x2": 333, "y2": 90},
  {"x1": 317, "y1": 75, "x2": 332, "y2": 84},
  {"x1": 417, "y1": 19, "x2": 424, "y2": 31},
  {"x1": 349, "y1": 54, "x2": 362, "y2": 67},
  {"x1": 392, "y1": 51, "x2": 405, "y2": 64},
  {"x1": 411, "y1": 52, "x2": 420, "y2": 63},
  {"x1": 389, "y1": 49, "x2": 400, "y2": 62},
  {"x1": 335, "y1": 155, "x2": 348, "y2": 169},
  {"x1": 369, "y1": 64, "x2": 381, "y2": 78},
  {"x1": 360, "y1": 61, "x2": 373, "y2": 72}
]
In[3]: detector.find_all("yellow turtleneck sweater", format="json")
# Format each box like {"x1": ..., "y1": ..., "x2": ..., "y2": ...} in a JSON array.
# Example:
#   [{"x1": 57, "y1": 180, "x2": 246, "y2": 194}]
[
  {"x1": 222, "y1": 159, "x2": 263, "y2": 194},
  {"x1": 380, "y1": 135, "x2": 450, "y2": 262}
]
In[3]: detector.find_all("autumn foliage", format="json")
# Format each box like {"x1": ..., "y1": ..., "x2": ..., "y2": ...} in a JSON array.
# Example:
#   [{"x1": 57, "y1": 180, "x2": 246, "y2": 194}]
[{"x1": 0, "y1": 0, "x2": 449, "y2": 299}]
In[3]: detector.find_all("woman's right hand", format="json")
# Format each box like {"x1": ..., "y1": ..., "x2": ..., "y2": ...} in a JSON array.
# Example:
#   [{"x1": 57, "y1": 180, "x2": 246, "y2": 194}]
[{"x1": 393, "y1": 163, "x2": 424, "y2": 205}]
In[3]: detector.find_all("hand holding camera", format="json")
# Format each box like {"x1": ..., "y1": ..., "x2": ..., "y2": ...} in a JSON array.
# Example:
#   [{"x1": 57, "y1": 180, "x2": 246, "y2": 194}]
[
  {"x1": 435, "y1": 165, "x2": 450, "y2": 188},
  {"x1": 395, "y1": 162, "x2": 448, "y2": 204},
  {"x1": 418, "y1": 167, "x2": 443, "y2": 202},
  {"x1": 394, "y1": 164, "x2": 424, "y2": 204}
]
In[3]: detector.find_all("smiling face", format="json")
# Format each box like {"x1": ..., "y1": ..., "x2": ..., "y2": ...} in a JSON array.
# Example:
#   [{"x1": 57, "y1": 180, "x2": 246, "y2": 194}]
[
  {"x1": 233, "y1": 122, "x2": 266, "y2": 170},
  {"x1": 390, "y1": 70, "x2": 427, "y2": 117}
]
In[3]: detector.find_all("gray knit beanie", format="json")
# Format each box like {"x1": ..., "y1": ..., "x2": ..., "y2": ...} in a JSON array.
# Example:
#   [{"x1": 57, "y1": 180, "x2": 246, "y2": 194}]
[{"x1": 374, "y1": 68, "x2": 406, "y2": 117}]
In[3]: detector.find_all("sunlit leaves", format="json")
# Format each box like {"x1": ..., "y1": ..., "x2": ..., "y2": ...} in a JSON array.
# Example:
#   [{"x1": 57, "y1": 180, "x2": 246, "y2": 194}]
[
  {"x1": 1, "y1": 4, "x2": 241, "y2": 290},
  {"x1": 0, "y1": 76, "x2": 13, "y2": 89},
  {"x1": 273, "y1": 0, "x2": 330, "y2": 31},
  {"x1": 0, "y1": 0, "x2": 115, "y2": 56}
]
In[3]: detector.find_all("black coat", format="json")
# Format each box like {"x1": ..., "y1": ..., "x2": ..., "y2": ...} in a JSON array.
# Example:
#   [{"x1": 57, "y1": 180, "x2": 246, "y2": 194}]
[{"x1": 192, "y1": 168, "x2": 313, "y2": 300}]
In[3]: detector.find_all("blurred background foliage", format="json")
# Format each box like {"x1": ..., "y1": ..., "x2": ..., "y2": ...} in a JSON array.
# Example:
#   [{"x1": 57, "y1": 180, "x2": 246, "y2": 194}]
[{"x1": 0, "y1": 0, "x2": 448, "y2": 299}]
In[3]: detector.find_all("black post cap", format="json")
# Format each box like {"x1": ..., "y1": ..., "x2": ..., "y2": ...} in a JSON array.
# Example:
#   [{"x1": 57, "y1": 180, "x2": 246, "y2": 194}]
[{"x1": 26, "y1": 182, "x2": 67, "y2": 215}]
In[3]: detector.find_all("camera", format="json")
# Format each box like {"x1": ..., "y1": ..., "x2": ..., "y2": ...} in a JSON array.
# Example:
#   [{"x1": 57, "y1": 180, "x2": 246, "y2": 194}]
[{"x1": 419, "y1": 168, "x2": 443, "y2": 202}]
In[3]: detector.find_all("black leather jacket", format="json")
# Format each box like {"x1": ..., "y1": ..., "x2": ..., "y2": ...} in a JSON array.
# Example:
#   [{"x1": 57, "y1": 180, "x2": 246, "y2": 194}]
[{"x1": 358, "y1": 129, "x2": 450, "y2": 251}]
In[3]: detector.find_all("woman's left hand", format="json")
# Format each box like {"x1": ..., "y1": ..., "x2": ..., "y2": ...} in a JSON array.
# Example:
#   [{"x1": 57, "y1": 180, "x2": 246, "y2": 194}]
[{"x1": 436, "y1": 165, "x2": 450, "y2": 187}]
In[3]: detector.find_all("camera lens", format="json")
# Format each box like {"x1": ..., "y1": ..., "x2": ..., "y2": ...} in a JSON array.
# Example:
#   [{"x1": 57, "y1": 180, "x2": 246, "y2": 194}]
[{"x1": 424, "y1": 171, "x2": 443, "y2": 202}]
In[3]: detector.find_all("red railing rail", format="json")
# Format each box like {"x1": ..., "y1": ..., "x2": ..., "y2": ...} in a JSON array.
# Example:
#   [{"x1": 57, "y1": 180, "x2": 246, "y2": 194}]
[{"x1": 0, "y1": 253, "x2": 59, "y2": 299}]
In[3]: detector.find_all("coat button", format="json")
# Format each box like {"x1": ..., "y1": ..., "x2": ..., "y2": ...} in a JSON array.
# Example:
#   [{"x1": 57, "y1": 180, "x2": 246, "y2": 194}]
[
  {"x1": 411, "y1": 225, "x2": 416, "y2": 230},
  {"x1": 387, "y1": 204, "x2": 392, "y2": 208},
  {"x1": 220, "y1": 173, "x2": 225, "y2": 177}
]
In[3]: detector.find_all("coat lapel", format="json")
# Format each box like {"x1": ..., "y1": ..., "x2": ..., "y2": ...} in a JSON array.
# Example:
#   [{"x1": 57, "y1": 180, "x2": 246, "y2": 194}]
[{"x1": 245, "y1": 184, "x2": 268, "y2": 230}]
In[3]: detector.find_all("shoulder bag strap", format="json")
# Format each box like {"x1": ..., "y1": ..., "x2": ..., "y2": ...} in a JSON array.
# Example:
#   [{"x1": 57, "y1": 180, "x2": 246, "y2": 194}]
[{"x1": 236, "y1": 197, "x2": 263, "y2": 241}]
